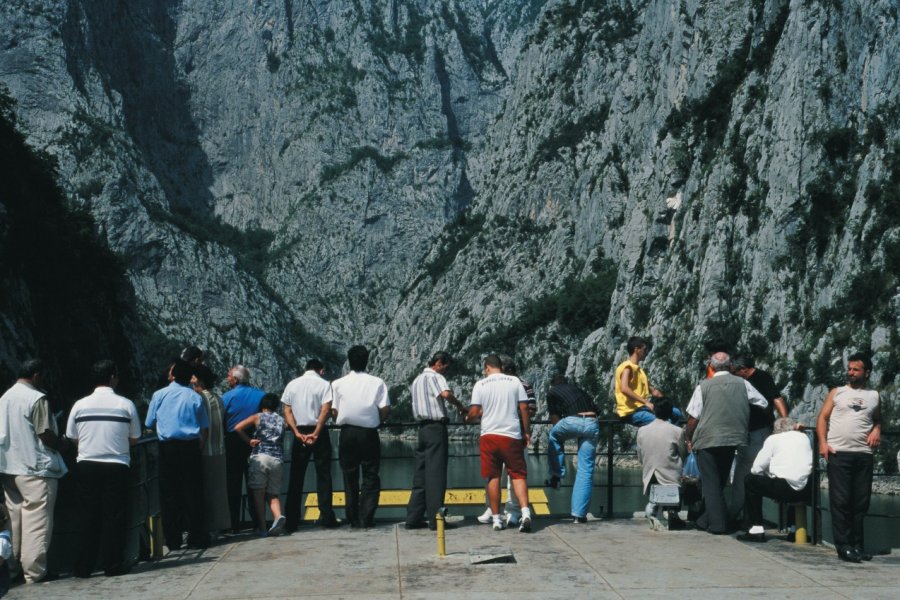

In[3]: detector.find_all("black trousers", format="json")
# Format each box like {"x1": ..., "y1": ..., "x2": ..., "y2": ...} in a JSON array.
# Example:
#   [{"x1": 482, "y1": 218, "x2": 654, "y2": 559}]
[
  {"x1": 284, "y1": 427, "x2": 336, "y2": 531},
  {"x1": 744, "y1": 473, "x2": 810, "y2": 527},
  {"x1": 224, "y1": 431, "x2": 256, "y2": 530},
  {"x1": 74, "y1": 460, "x2": 131, "y2": 576},
  {"x1": 339, "y1": 425, "x2": 381, "y2": 527},
  {"x1": 405, "y1": 422, "x2": 449, "y2": 527},
  {"x1": 827, "y1": 451, "x2": 873, "y2": 550},
  {"x1": 696, "y1": 446, "x2": 737, "y2": 534},
  {"x1": 158, "y1": 439, "x2": 206, "y2": 548}
]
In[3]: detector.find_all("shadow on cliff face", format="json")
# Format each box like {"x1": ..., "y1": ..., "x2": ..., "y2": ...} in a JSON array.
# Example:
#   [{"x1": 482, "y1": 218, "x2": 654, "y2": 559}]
[
  {"x1": 0, "y1": 91, "x2": 142, "y2": 406},
  {"x1": 61, "y1": 0, "x2": 215, "y2": 219}
]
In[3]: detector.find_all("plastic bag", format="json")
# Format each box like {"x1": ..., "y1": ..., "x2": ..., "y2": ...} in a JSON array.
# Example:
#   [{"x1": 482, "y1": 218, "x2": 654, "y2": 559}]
[{"x1": 682, "y1": 452, "x2": 700, "y2": 481}]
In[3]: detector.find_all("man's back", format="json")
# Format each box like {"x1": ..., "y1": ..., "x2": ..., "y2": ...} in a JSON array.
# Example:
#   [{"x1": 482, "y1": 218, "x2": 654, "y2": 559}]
[
  {"x1": 67, "y1": 388, "x2": 140, "y2": 465},
  {"x1": 693, "y1": 373, "x2": 749, "y2": 449},
  {"x1": 331, "y1": 371, "x2": 389, "y2": 427},
  {"x1": 471, "y1": 373, "x2": 526, "y2": 438},
  {"x1": 281, "y1": 372, "x2": 330, "y2": 425},
  {"x1": 637, "y1": 419, "x2": 685, "y2": 492},
  {"x1": 222, "y1": 384, "x2": 266, "y2": 432}
]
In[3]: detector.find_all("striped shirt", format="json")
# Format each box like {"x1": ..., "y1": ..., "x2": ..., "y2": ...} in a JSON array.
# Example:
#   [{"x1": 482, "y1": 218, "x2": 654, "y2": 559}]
[
  {"x1": 547, "y1": 383, "x2": 597, "y2": 418},
  {"x1": 410, "y1": 368, "x2": 451, "y2": 421},
  {"x1": 201, "y1": 390, "x2": 226, "y2": 456},
  {"x1": 66, "y1": 387, "x2": 141, "y2": 466}
]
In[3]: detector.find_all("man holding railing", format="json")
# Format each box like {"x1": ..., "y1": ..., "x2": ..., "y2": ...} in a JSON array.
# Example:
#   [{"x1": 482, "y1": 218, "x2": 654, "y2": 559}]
[
  {"x1": 816, "y1": 353, "x2": 881, "y2": 563},
  {"x1": 404, "y1": 352, "x2": 467, "y2": 531}
]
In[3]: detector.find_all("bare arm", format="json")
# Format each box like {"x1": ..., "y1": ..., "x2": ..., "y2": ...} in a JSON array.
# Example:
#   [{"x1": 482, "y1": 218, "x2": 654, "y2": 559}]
[
  {"x1": 378, "y1": 405, "x2": 389, "y2": 423},
  {"x1": 441, "y1": 390, "x2": 467, "y2": 416},
  {"x1": 519, "y1": 402, "x2": 531, "y2": 447},
  {"x1": 234, "y1": 414, "x2": 261, "y2": 447},
  {"x1": 816, "y1": 389, "x2": 836, "y2": 461},
  {"x1": 465, "y1": 405, "x2": 482, "y2": 424},
  {"x1": 307, "y1": 402, "x2": 332, "y2": 444},
  {"x1": 773, "y1": 396, "x2": 789, "y2": 418},
  {"x1": 867, "y1": 403, "x2": 882, "y2": 448},
  {"x1": 284, "y1": 405, "x2": 301, "y2": 439},
  {"x1": 684, "y1": 416, "x2": 699, "y2": 451}
]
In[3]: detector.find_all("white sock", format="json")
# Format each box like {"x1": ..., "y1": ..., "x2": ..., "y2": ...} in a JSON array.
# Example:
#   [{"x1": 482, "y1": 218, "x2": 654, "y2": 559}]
[
  {"x1": 749, "y1": 525, "x2": 764, "y2": 534},
  {"x1": 521, "y1": 507, "x2": 532, "y2": 520}
]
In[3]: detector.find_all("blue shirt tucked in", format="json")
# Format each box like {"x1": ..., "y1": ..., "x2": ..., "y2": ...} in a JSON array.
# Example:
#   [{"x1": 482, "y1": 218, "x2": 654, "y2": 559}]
[
  {"x1": 222, "y1": 384, "x2": 266, "y2": 432},
  {"x1": 145, "y1": 382, "x2": 209, "y2": 441}
]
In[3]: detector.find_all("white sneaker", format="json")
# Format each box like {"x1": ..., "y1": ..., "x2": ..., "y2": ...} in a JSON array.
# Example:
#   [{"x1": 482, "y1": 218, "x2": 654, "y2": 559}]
[
  {"x1": 477, "y1": 508, "x2": 493, "y2": 524},
  {"x1": 518, "y1": 516, "x2": 532, "y2": 533},
  {"x1": 492, "y1": 518, "x2": 506, "y2": 531}
]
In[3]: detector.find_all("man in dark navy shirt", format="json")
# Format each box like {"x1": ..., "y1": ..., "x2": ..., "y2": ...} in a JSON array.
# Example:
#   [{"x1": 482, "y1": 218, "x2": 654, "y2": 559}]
[{"x1": 545, "y1": 376, "x2": 599, "y2": 523}]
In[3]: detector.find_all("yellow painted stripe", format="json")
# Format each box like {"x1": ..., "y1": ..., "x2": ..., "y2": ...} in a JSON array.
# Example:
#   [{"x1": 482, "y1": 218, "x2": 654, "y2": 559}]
[{"x1": 302, "y1": 488, "x2": 550, "y2": 519}]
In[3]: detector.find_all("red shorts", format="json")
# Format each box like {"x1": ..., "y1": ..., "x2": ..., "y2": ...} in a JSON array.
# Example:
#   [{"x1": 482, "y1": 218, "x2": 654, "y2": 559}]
[{"x1": 480, "y1": 434, "x2": 527, "y2": 480}]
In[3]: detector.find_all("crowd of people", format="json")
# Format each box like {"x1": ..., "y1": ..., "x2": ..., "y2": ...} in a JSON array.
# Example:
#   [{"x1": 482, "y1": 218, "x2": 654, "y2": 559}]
[{"x1": 0, "y1": 335, "x2": 884, "y2": 589}]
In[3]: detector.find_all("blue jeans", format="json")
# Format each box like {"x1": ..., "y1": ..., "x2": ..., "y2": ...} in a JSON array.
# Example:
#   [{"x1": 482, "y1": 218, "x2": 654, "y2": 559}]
[
  {"x1": 627, "y1": 407, "x2": 683, "y2": 427},
  {"x1": 548, "y1": 416, "x2": 600, "y2": 518}
]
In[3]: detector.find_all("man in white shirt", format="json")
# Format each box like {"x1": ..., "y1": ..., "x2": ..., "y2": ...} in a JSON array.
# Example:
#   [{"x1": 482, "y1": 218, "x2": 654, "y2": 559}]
[
  {"x1": 684, "y1": 352, "x2": 768, "y2": 534},
  {"x1": 282, "y1": 358, "x2": 340, "y2": 531},
  {"x1": 66, "y1": 360, "x2": 141, "y2": 577},
  {"x1": 404, "y1": 352, "x2": 467, "y2": 531},
  {"x1": 737, "y1": 417, "x2": 812, "y2": 543},
  {"x1": 0, "y1": 359, "x2": 68, "y2": 584},
  {"x1": 465, "y1": 354, "x2": 533, "y2": 533},
  {"x1": 330, "y1": 346, "x2": 390, "y2": 528}
]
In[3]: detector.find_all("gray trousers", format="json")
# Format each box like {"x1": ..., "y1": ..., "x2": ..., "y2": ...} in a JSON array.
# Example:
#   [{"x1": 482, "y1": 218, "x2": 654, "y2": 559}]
[{"x1": 696, "y1": 446, "x2": 736, "y2": 534}]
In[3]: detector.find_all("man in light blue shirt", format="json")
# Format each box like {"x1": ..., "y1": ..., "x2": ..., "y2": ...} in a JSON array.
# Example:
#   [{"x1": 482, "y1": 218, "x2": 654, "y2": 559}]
[{"x1": 145, "y1": 359, "x2": 209, "y2": 550}]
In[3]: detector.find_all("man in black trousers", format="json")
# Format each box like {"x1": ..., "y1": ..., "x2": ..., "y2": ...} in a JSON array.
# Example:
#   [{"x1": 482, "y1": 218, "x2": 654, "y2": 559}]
[
  {"x1": 330, "y1": 346, "x2": 390, "y2": 528},
  {"x1": 145, "y1": 359, "x2": 209, "y2": 549},
  {"x1": 404, "y1": 352, "x2": 467, "y2": 530},
  {"x1": 281, "y1": 359, "x2": 341, "y2": 531},
  {"x1": 66, "y1": 360, "x2": 142, "y2": 576}
]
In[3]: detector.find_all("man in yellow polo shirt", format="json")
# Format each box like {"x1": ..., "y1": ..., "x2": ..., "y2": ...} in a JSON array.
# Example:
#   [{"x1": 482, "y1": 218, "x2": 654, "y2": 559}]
[{"x1": 615, "y1": 337, "x2": 681, "y2": 426}]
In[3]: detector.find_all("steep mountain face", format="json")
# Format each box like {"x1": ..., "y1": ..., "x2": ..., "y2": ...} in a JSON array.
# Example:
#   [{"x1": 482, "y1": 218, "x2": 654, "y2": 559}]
[{"x1": 1, "y1": 0, "x2": 898, "y2": 463}]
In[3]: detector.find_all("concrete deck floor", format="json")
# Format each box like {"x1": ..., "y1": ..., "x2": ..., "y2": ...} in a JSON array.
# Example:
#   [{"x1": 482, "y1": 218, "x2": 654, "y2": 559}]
[{"x1": 7, "y1": 518, "x2": 899, "y2": 599}]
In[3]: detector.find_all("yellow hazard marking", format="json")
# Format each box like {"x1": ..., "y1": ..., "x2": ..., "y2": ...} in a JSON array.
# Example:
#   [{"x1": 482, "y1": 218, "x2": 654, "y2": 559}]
[{"x1": 302, "y1": 488, "x2": 550, "y2": 520}]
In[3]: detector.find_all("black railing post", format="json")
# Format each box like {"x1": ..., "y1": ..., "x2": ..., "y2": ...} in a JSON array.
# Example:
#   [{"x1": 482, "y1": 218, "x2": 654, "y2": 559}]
[{"x1": 606, "y1": 423, "x2": 614, "y2": 519}]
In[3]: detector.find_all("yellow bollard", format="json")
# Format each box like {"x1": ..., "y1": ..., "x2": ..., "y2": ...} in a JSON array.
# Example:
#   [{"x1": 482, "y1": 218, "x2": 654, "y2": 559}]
[
  {"x1": 794, "y1": 504, "x2": 808, "y2": 544},
  {"x1": 436, "y1": 511, "x2": 446, "y2": 557}
]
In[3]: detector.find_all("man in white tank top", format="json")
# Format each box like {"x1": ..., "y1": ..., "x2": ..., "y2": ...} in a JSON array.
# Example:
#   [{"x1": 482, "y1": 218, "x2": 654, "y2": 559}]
[{"x1": 816, "y1": 353, "x2": 881, "y2": 563}]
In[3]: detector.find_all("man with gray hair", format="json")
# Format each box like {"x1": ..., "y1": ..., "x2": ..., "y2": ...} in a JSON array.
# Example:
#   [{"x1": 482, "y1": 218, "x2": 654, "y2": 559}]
[
  {"x1": 223, "y1": 365, "x2": 266, "y2": 532},
  {"x1": 685, "y1": 352, "x2": 768, "y2": 534},
  {"x1": 737, "y1": 417, "x2": 812, "y2": 542}
]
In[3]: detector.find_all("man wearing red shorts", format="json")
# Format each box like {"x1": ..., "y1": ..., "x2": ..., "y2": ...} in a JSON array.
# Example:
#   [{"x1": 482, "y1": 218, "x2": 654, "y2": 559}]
[{"x1": 465, "y1": 354, "x2": 533, "y2": 532}]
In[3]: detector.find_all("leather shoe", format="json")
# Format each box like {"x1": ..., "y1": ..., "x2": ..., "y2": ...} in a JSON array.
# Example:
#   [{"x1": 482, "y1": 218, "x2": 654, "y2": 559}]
[
  {"x1": 429, "y1": 521, "x2": 457, "y2": 531},
  {"x1": 318, "y1": 518, "x2": 344, "y2": 529},
  {"x1": 737, "y1": 531, "x2": 766, "y2": 543},
  {"x1": 855, "y1": 547, "x2": 873, "y2": 561},
  {"x1": 838, "y1": 547, "x2": 862, "y2": 563},
  {"x1": 404, "y1": 521, "x2": 428, "y2": 530}
]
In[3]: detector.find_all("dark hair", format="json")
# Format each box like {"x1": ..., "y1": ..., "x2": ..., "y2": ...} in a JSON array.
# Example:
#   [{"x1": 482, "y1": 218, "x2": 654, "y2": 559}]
[
  {"x1": 17, "y1": 358, "x2": 44, "y2": 380},
  {"x1": 259, "y1": 392, "x2": 280, "y2": 412},
  {"x1": 551, "y1": 374, "x2": 567, "y2": 386},
  {"x1": 498, "y1": 354, "x2": 517, "y2": 375},
  {"x1": 704, "y1": 338, "x2": 731, "y2": 355},
  {"x1": 347, "y1": 345, "x2": 369, "y2": 371},
  {"x1": 428, "y1": 351, "x2": 452, "y2": 368},
  {"x1": 731, "y1": 355, "x2": 755, "y2": 370},
  {"x1": 180, "y1": 345, "x2": 204, "y2": 363},
  {"x1": 305, "y1": 358, "x2": 324, "y2": 372},
  {"x1": 847, "y1": 352, "x2": 873, "y2": 372},
  {"x1": 92, "y1": 359, "x2": 118, "y2": 386},
  {"x1": 654, "y1": 398, "x2": 674, "y2": 422},
  {"x1": 171, "y1": 358, "x2": 194, "y2": 385},
  {"x1": 484, "y1": 354, "x2": 503, "y2": 370},
  {"x1": 193, "y1": 364, "x2": 217, "y2": 389},
  {"x1": 626, "y1": 336, "x2": 649, "y2": 354}
]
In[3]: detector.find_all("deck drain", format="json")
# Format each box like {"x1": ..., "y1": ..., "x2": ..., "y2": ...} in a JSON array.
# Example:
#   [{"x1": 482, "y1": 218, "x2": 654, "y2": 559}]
[{"x1": 469, "y1": 546, "x2": 517, "y2": 564}]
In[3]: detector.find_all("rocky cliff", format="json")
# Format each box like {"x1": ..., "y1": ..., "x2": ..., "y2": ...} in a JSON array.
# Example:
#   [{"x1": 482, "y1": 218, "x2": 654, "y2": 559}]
[{"x1": 1, "y1": 0, "x2": 897, "y2": 465}]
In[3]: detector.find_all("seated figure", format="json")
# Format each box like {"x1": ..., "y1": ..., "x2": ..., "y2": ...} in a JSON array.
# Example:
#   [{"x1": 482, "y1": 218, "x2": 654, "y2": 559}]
[
  {"x1": 738, "y1": 417, "x2": 812, "y2": 542},
  {"x1": 636, "y1": 399, "x2": 687, "y2": 529}
]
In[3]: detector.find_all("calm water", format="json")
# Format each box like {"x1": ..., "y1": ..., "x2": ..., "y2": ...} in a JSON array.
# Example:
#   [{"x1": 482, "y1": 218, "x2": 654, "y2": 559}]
[{"x1": 291, "y1": 438, "x2": 900, "y2": 553}]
